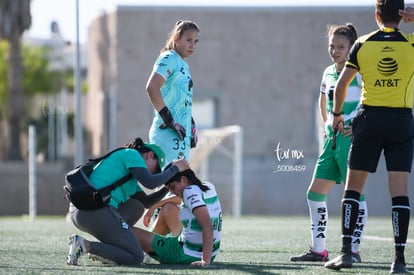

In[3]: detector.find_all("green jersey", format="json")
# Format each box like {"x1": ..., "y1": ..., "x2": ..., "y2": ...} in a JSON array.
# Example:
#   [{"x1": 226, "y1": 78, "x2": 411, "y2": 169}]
[
  {"x1": 89, "y1": 149, "x2": 145, "y2": 208},
  {"x1": 179, "y1": 182, "x2": 222, "y2": 258},
  {"x1": 320, "y1": 64, "x2": 362, "y2": 137}
]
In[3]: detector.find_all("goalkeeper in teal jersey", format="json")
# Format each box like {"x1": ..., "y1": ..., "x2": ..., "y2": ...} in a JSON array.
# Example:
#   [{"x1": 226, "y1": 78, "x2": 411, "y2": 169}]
[
  {"x1": 146, "y1": 20, "x2": 200, "y2": 163},
  {"x1": 290, "y1": 23, "x2": 368, "y2": 264}
]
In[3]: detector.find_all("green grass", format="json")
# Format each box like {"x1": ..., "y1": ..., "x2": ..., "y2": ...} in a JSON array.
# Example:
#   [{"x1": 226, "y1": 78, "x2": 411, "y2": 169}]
[{"x1": 0, "y1": 215, "x2": 412, "y2": 274}]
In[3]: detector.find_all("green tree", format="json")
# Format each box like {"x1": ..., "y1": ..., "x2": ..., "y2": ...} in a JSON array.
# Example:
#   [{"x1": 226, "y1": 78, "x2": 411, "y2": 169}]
[
  {"x1": 0, "y1": 0, "x2": 32, "y2": 160},
  {"x1": 0, "y1": 41, "x2": 62, "y2": 160}
]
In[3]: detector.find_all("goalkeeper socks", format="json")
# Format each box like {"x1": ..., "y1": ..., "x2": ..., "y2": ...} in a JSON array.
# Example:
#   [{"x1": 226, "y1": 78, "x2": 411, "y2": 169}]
[
  {"x1": 351, "y1": 194, "x2": 368, "y2": 253},
  {"x1": 341, "y1": 190, "x2": 360, "y2": 254},
  {"x1": 307, "y1": 191, "x2": 328, "y2": 253},
  {"x1": 391, "y1": 196, "x2": 410, "y2": 259}
]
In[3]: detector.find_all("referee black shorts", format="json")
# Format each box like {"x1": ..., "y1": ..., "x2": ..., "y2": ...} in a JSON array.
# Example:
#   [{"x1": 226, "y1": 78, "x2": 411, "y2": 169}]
[{"x1": 349, "y1": 105, "x2": 414, "y2": 173}]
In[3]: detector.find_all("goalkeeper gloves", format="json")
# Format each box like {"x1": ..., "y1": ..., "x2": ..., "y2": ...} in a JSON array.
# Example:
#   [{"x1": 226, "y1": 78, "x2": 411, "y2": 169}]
[
  {"x1": 159, "y1": 107, "x2": 186, "y2": 140},
  {"x1": 191, "y1": 117, "x2": 198, "y2": 148}
]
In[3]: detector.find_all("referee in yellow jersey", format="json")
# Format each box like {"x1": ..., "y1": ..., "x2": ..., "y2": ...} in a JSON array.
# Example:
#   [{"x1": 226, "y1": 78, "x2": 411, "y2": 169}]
[{"x1": 325, "y1": 1, "x2": 414, "y2": 274}]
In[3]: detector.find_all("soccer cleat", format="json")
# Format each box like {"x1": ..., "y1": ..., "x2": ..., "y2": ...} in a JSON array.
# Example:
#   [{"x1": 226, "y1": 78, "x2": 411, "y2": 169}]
[
  {"x1": 352, "y1": 251, "x2": 362, "y2": 263},
  {"x1": 324, "y1": 253, "x2": 353, "y2": 270},
  {"x1": 142, "y1": 253, "x2": 154, "y2": 264},
  {"x1": 67, "y1": 234, "x2": 86, "y2": 265},
  {"x1": 88, "y1": 253, "x2": 117, "y2": 265},
  {"x1": 290, "y1": 249, "x2": 329, "y2": 262},
  {"x1": 390, "y1": 261, "x2": 408, "y2": 274}
]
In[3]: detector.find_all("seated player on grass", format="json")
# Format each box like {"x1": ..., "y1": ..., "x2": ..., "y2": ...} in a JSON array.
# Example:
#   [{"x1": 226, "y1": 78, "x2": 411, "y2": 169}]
[{"x1": 132, "y1": 165, "x2": 223, "y2": 268}]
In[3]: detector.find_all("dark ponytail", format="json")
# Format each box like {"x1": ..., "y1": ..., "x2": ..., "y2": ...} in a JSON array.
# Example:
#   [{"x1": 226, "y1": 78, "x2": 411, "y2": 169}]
[
  {"x1": 345, "y1": 23, "x2": 358, "y2": 45},
  {"x1": 126, "y1": 137, "x2": 152, "y2": 154},
  {"x1": 182, "y1": 169, "x2": 210, "y2": 192}
]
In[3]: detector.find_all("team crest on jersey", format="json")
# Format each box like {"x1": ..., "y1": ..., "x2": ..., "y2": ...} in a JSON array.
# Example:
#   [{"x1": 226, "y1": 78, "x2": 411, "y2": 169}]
[{"x1": 167, "y1": 69, "x2": 171, "y2": 75}]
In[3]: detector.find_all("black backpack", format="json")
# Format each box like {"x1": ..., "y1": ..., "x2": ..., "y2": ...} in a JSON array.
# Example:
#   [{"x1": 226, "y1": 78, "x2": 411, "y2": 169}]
[{"x1": 64, "y1": 147, "x2": 133, "y2": 210}]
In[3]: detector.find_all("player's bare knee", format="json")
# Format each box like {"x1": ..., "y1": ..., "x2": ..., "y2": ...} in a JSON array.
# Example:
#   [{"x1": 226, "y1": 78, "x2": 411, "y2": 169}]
[
  {"x1": 160, "y1": 202, "x2": 179, "y2": 217},
  {"x1": 164, "y1": 202, "x2": 179, "y2": 211}
]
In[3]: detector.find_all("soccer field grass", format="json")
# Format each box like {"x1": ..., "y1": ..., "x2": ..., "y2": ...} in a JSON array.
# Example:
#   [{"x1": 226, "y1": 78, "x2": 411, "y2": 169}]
[{"x1": 0, "y1": 215, "x2": 413, "y2": 274}]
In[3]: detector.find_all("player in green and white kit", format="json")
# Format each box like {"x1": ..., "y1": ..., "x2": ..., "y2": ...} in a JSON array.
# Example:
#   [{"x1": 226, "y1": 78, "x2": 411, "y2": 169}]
[
  {"x1": 290, "y1": 23, "x2": 368, "y2": 263},
  {"x1": 132, "y1": 166, "x2": 222, "y2": 268},
  {"x1": 147, "y1": 20, "x2": 200, "y2": 162}
]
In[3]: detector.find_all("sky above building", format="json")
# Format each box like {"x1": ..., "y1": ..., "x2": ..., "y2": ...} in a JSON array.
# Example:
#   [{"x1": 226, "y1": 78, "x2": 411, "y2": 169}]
[{"x1": 27, "y1": 0, "x2": 413, "y2": 44}]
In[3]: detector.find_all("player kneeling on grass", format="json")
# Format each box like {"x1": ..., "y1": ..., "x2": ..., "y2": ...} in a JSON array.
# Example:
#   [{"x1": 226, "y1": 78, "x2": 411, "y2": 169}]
[
  {"x1": 65, "y1": 137, "x2": 190, "y2": 266},
  {"x1": 132, "y1": 165, "x2": 223, "y2": 268}
]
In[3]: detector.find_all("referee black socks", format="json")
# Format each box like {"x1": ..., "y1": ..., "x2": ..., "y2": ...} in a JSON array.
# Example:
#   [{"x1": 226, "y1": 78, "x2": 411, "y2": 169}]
[
  {"x1": 391, "y1": 196, "x2": 410, "y2": 260},
  {"x1": 341, "y1": 190, "x2": 360, "y2": 254}
]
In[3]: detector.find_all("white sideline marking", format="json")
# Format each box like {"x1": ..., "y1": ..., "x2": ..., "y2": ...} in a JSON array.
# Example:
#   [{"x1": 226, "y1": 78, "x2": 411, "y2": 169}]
[{"x1": 364, "y1": 235, "x2": 414, "y2": 243}]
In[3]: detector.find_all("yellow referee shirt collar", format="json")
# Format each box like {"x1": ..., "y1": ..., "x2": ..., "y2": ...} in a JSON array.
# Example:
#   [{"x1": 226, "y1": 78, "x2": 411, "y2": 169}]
[{"x1": 381, "y1": 27, "x2": 398, "y2": 32}]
